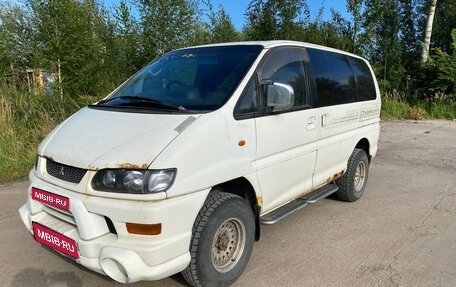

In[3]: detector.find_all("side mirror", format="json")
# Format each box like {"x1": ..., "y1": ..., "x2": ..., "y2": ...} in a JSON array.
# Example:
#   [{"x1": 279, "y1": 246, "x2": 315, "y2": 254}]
[{"x1": 263, "y1": 81, "x2": 294, "y2": 112}]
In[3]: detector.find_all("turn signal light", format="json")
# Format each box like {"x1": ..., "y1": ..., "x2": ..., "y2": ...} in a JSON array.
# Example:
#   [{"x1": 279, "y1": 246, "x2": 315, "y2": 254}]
[{"x1": 126, "y1": 223, "x2": 162, "y2": 235}]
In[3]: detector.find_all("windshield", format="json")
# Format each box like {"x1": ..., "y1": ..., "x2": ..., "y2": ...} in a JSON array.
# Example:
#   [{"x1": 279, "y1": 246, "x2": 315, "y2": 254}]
[{"x1": 96, "y1": 45, "x2": 263, "y2": 112}]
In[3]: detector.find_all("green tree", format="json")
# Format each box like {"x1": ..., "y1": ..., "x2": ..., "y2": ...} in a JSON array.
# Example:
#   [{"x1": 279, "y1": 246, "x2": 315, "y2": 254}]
[
  {"x1": 362, "y1": 0, "x2": 404, "y2": 90},
  {"x1": 427, "y1": 29, "x2": 456, "y2": 95},
  {"x1": 244, "y1": 0, "x2": 353, "y2": 52},
  {"x1": 111, "y1": 0, "x2": 142, "y2": 81},
  {"x1": 299, "y1": 9, "x2": 352, "y2": 51},
  {"x1": 244, "y1": 0, "x2": 277, "y2": 40},
  {"x1": 205, "y1": 2, "x2": 239, "y2": 43},
  {"x1": 136, "y1": 0, "x2": 199, "y2": 59},
  {"x1": 431, "y1": 0, "x2": 456, "y2": 53},
  {"x1": 0, "y1": 2, "x2": 35, "y2": 87},
  {"x1": 399, "y1": 0, "x2": 421, "y2": 72},
  {"x1": 27, "y1": 0, "x2": 111, "y2": 97},
  {"x1": 347, "y1": 0, "x2": 365, "y2": 54},
  {"x1": 244, "y1": 0, "x2": 308, "y2": 41}
]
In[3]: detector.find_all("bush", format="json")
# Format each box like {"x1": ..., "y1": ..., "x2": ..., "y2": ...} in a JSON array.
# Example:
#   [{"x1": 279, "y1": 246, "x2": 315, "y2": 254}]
[
  {"x1": 407, "y1": 107, "x2": 426, "y2": 120},
  {"x1": 425, "y1": 29, "x2": 456, "y2": 95}
]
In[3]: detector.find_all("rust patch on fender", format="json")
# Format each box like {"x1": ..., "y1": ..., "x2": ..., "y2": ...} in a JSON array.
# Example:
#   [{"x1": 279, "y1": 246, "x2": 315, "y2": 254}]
[
  {"x1": 88, "y1": 163, "x2": 149, "y2": 170},
  {"x1": 88, "y1": 165, "x2": 97, "y2": 171},
  {"x1": 116, "y1": 162, "x2": 149, "y2": 169},
  {"x1": 257, "y1": 196, "x2": 263, "y2": 207},
  {"x1": 326, "y1": 170, "x2": 345, "y2": 183}
]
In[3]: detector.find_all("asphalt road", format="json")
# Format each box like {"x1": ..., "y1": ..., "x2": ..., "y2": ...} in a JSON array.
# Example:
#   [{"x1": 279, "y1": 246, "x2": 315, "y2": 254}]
[{"x1": 1, "y1": 120, "x2": 456, "y2": 287}]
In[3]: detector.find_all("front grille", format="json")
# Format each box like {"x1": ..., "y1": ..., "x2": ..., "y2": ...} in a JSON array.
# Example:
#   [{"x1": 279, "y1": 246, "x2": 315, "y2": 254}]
[{"x1": 46, "y1": 159, "x2": 87, "y2": 183}]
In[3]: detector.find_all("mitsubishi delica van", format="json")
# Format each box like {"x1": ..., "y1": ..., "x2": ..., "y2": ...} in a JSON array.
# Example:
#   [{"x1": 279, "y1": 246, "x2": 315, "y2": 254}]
[{"x1": 19, "y1": 41, "x2": 380, "y2": 287}]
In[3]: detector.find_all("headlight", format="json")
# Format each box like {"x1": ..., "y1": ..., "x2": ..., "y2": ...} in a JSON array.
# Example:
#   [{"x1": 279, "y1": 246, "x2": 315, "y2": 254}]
[
  {"x1": 92, "y1": 169, "x2": 176, "y2": 194},
  {"x1": 124, "y1": 170, "x2": 144, "y2": 192},
  {"x1": 146, "y1": 170, "x2": 175, "y2": 193}
]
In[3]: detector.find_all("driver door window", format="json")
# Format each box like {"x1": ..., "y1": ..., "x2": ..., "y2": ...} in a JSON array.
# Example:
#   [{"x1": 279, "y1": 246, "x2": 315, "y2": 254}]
[{"x1": 259, "y1": 49, "x2": 309, "y2": 110}]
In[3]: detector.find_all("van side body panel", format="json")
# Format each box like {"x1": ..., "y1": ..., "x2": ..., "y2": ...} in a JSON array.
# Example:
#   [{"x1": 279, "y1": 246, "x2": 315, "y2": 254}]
[
  {"x1": 312, "y1": 102, "x2": 381, "y2": 188},
  {"x1": 254, "y1": 110, "x2": 318, "y2": 214},
  {"x1": 253, "y1": 44, "x2": 380, "y2": 215},
  {"x1": 151, "y1": 106, "x2": 258, "y2": 199}
]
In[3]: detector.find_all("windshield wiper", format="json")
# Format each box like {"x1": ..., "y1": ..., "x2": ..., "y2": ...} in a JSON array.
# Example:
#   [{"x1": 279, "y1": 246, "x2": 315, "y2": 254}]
[{"x1": 98, "y1": 95, "x2": 187, "y2": 111}]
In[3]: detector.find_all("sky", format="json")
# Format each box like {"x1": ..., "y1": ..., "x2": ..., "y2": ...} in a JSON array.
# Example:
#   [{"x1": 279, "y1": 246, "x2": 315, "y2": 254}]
[{"x1": 102, "y1": 0, "x2": 351, "y2": 30}]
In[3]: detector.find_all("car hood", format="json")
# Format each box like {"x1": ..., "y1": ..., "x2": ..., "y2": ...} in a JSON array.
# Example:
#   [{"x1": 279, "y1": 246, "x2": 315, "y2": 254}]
[{"x1": 38, "y1": 107, "x2": 199, "y2": 170}]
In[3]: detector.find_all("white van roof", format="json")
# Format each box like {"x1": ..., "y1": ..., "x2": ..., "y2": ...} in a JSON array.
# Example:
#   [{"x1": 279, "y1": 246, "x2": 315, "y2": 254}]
[{"x1": 180, "y1": 40, "x2": 364, "y2": 60}]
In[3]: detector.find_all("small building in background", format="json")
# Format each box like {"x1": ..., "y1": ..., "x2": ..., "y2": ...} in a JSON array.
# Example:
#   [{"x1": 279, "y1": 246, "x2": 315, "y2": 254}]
[{"x1": 26, "y1": 69, "x2": 54, "y2": 94}]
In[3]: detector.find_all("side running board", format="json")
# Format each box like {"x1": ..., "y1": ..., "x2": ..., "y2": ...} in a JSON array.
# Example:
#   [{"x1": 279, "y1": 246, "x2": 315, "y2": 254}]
[{"x1": 260, "y1": 184, "x2": 339, "y2": 225}]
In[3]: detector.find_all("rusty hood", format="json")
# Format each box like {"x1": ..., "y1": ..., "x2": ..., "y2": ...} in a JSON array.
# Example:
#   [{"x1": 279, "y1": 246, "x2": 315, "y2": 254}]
[{"x1": 38, "y1": 107, "x2": 198, "y2": 170}]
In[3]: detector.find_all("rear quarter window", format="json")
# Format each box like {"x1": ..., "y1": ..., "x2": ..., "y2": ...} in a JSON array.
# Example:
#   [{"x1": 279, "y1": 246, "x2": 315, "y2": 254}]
[
  {"x1": 306, "y1": 48, "x2": 376, "y2": 107},
  {"x1": 349, "y1": 57, "x2": 377, "y2": 101}
]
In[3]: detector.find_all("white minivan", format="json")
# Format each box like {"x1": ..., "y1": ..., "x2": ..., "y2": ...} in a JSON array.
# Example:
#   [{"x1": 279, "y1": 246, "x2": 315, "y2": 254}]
[{"x1": 19, "y1": 41, "x2": 380, "y2": 287}]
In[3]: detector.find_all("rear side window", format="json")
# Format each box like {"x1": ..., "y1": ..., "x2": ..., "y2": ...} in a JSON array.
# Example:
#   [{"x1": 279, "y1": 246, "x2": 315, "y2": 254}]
[
  {"x1": 306, "y1": 48, "x2": 375, "y2": 107},
  {"x1": 349, "y1": 57, "x2": 376, "y2": 101}
]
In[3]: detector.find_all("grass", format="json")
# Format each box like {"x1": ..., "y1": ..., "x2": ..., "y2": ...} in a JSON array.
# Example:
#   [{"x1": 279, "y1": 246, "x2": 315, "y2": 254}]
[
  {"x1": 381, "y1": 96, "x2": 411, "y2": 119},
  {"x1": 381, "y1": 91, "x2": 456, "y2": 120},
  {"x1": 0, "y1": 84, "x2": 93, "y2": 183},
  {"x1": 418, "y1": 101, "x2": 456, "y2": 119},
  {"x1": 1, "y1": 84, "x2": 455, "y2": 183}
]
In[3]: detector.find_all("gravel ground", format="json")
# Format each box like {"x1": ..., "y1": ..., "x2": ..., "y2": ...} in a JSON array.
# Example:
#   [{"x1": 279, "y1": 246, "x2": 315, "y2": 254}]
[{"x1": 1, "y1": 119, "x2": 455, "y2": 287}]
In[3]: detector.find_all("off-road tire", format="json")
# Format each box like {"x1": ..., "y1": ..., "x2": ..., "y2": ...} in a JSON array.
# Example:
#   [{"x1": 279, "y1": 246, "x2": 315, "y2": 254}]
[
  {"x1": 182, "y1": 191, "x2": 255, "y2": 287},
  {"x1": 336, "y1": 148, "x2": 369, "y2": 202}
]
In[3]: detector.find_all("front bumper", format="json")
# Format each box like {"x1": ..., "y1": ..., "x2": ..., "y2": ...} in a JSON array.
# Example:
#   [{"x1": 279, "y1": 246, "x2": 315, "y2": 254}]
[{"x1": 18, "y1": 170, "x2": 210, "y2": 283}]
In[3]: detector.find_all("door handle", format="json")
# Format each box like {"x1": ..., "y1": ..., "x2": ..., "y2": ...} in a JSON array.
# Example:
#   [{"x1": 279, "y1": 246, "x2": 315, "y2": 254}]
[{"x1": 321, "y1": 114, "x2": 329, "y2": 127}]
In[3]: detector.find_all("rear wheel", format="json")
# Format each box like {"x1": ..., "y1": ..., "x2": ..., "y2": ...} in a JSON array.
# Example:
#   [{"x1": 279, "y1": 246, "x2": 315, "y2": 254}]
[
  {"x1": 182, "y1": 191, "x2": 255, "y2": 287},
  {"x1": 336, "y1": 148, "x2": 369, "y2": 202}
]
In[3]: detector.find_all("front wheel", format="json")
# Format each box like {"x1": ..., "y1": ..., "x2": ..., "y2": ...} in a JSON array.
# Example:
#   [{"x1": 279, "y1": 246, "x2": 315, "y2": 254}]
[
  {"x1": 182, "y1": 191, "x2": 255, "y2": 287},
  {"x1": 336, "y1": 148, "x2": 370, "y2": 202}
]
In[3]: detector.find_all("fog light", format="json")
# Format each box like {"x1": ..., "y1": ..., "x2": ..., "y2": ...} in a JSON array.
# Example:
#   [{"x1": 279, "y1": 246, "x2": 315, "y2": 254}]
[{"x1": 126, "y1": 223, "x2": 162, "y2": 235}]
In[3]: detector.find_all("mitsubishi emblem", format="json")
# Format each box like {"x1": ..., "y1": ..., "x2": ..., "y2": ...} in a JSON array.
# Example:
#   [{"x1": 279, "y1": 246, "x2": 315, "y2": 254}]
[{"x1": 59, "y1": 166, "x2": 65, "y2": 176}]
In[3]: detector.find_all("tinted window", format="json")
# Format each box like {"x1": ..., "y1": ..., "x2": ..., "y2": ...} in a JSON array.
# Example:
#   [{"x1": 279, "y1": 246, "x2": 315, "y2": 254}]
[
  {"x1": 259, "y1": 48, "x2": 309, "y2": 109},
  {"x1": 97, "y1": 45, "x2": 263, "y2": 112},
  {"x1": 307, "y1": 48, "x2": 356, "y2": 107},
  {"x1": 349, "y1": 57, "x2": 376, "y2": 101}
]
